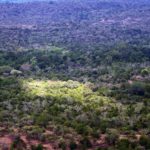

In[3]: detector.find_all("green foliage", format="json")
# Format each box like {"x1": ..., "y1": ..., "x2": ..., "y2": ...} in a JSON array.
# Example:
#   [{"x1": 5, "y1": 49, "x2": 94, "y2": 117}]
[
  {"x1": 69, "y1": 140, "x2": 77, "y2": 150},
  {"x1": 35, "y1": 112, "x2": 50, "y2": 127},
  {"x1": 10, "y1": 136, "x2": 26, "y2": 150},
  {"x1": 58, "y1": 138, "x2": 67, "y2": 150},
  {"x1": 31, "y1": 144, "x2": 43, "y2": 150},
  {"x1": 35, "y1": 144, "x2": 43, "y2": 150},
  {"x1": 97, "y1": 87, "x2": 111, "y2": 96},
  {"x1": 139, "y1": 135, "x2": 150, "y2": 149},
  {"x1": 0, "y1": 65, "x2": 12, "y2": 74},
  {"x1": 0, "y1": 1, "x2": 149, "y2": 149},
  {"x1": 116, "y1": 138, "x2": 132, "y2": 150},
  {"x1": 80, "y1": 137, "x2": 92, "y2": 149},
  {"x1": 106, "y1": 129, "x2": 119, "y2": 145},
  {"x1": 141, "y1": 68, "x2": 150, "y2": 76},
  {"x1": 129, "y1": 82, "x2": 145, "y2": 96},
  {"x1": 126, "y1": 105, "x2": 135, "y2": 117}
]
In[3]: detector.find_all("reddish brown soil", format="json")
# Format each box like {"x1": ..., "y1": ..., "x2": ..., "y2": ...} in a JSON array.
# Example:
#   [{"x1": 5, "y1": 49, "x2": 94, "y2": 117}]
[
  {"x1": 0, "y1": 132, "x2": 54, "y2": 150},
  {"x1": 0, "y1": 132, "x2": 108, "y2": 150}
]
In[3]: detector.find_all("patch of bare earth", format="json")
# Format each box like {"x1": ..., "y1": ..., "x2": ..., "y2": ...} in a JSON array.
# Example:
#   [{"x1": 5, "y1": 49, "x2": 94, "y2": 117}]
[{"x1": 0, "y1": 127, "x2": 55, "y2": 150}]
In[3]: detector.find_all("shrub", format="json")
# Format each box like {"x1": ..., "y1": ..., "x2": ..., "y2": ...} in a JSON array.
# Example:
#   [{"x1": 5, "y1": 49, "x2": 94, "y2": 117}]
[
  {"x1": 105, "y1": 129, "x2": 119, "y2": 145},
  {"x1": 129, "y1": 82, "x2": 145, "y2": 96},
  {"x1": 139, "y1": 135, "x2": 150, "y2": 149},
  {"x1": 35, "y1": 112, "x2": 50, "y2": 127},
  {"x1": 116, "y1": 138, "x2": 130, "y2": 150},
  {"x1": 10, "y1": 136, "x2": 26, "y2": 150},
  {"x1": 69, "y1": 140, "x2": 77, "y2": 150},
  {"x1": 141, "y1": 68, "x2": 149, "y2": 76},
  {"x1": 58, "y1": 138, "x2": 67, "y2": 150},
  {"x1": 97, "y1": 87, "x2": 110, "y2": 96},
  {"x1": 75, "y1": 124, "x2": 91, "y2": 135},
  {"x1": 31, "y1": 144, "x2": 43, "y2": 150},
  {"x1": 0, "y1": 65, "x2": 12, "y2": 74},
  {"x1": 80, "y1": 137, "x2": 92, "y2": 149},
  {"x1": 117, "y1": 139, "x2": 137, "y2": 150},
  {"x1": 100, "y1": 120, "x2": 108, "y2": 133}
]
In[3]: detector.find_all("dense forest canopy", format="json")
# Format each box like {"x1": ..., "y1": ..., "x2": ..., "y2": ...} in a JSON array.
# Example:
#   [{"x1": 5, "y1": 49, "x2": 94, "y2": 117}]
[
  {"x1": 0, "y1": 0, "x2": 150, "y2": 149},
  {"x1": 0, "y1": 0, "x2": 150, "y2": 51}
]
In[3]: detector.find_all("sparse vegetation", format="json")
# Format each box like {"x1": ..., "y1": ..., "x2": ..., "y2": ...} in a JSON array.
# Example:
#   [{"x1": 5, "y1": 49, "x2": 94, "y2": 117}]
[{"x1": 0, "y1": 0, "x2": 150, "y2": 149}]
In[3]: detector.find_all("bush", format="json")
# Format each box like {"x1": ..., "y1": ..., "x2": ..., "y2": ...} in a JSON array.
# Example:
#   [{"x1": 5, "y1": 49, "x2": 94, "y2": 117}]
[
  {"x1": 141, "y1": 68, "x2": 149, "y2": 76},
  {"x1": 117, "y1": 139, "x2": 137, "y2": 150},
  {"x1": 58, "y1": 138, "x2": 67, "y2": 150},
  {"x1": 139, "y1": 135, "x2": 150, "y2": 149},
  {"x1": 105, "y1": 129, "x2": 119, "y2": 145},
  {"x1": 100, "y1": 120, "x2": 108, "y2": 133},
  {"x1": 31, "y1": 144, "x2": 43, "y2": 150},
  {"x1": 129, "y1": 82, "x2": 145, "y2": 96},
  {"x1": 80, "y1": 137, "x2": 92, "y2": 149},
  {"x1": 0, "y1": 65, "x2": 12, "y2": 74},
  {"x1": 75, "y1": 124, "x2": 91, "y2": 135},
  {"x1": 69, "y1": 140, "x2": 77, "y2": 150},
  {"x1": 97, "y1": 87, "x2": 110, "y2": 96},
  {"x1": 35, "y1": 112, "x2": 50, "y2": 127},
  {"x1": 10, "y1": 136, "x2": 26, "y2": 150},
  {"x1": 116, "y1": 138, "x2": 130, "y2": 150}
]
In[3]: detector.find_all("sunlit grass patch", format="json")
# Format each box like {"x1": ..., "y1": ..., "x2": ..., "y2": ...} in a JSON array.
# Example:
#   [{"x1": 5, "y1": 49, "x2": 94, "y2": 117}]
[
  {"x1": 23, "y1": 80, "x2": 85, "y2": 101},
  {"x1": 22, "y1": 79, "x2": 111, "y2": 105}
]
